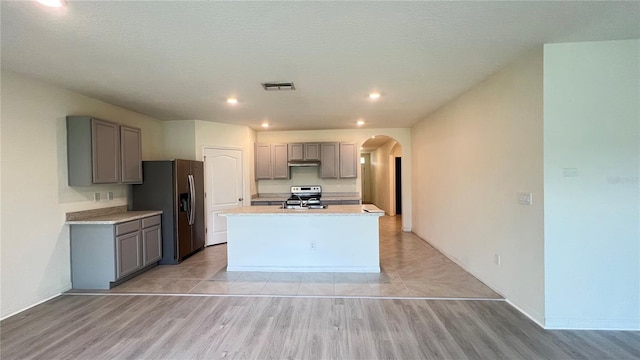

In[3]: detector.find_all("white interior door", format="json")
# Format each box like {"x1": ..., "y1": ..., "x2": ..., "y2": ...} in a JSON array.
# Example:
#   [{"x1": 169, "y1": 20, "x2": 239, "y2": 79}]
[{"x1": 204, "y1": 147, "x2": 244, "y2": 246}]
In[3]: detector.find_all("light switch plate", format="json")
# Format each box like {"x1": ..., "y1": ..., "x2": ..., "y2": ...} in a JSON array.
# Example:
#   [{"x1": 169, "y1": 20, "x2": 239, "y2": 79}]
[
  {"x1": 94, "y1": 192, "x2": 100, "y2": 202},
  {"x1": 518, "y1": 192, "x2": 532, "y2": 205},
  {"x1": 107, "y1": 192, "x2": 114, "y2": 200}
]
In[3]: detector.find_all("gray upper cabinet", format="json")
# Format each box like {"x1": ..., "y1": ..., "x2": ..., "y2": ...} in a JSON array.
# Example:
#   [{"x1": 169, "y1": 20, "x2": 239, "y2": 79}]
[
  {"x1": 272, "y1": 144, "x2": 290, "y2": 179},
  {"x1": 339, "y1": 143, "x2": 357, "y2": 178},
  {"x1": 255, "y1": 143, "x2": 289, "y2": 180},
  {"x1": 67, "y1": 116, "x2": 143, "y2": 186},
  {"x1": 304, "y1": 143, "x2": 321, "y2": 160},
  {"x1": 255, "y1": 143, "x2": 272, "y2": 180},
  {"x1": 120, "y1": 125, "x2": 143, "y2": 184},
  {"x1": 288, "y1": 143, "x2": 304, "y2": 161},
  {"x1": 288, "y1": 143, "x2": 320, "y2": 161},
  {"x1": 91, "y1": 118, "x2": 120, "y2": 184},
  {"x1": 320, "y1": 143, "x2": 340, "y2": 179}
]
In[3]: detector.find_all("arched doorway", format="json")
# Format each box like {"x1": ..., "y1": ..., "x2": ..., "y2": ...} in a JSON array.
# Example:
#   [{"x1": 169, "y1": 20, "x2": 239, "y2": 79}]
[{"x1": 360, "y1": 135, "x2": 402, "y2": 216}]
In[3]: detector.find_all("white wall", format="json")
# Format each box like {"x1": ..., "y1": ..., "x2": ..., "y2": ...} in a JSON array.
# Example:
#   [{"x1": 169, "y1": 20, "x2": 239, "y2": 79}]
[
  {"x1": 257, "y1": 128, "x2": 412, "y2": 230},
  {"x1": 411, "y1": 48, "x2": 545, "y2": 324},
  {"x1": 0, "y1": 71, "x2": 166, "y2": 319},
  {"x1": 544, "y1": 39, "x2": 640, "y2": 330}
]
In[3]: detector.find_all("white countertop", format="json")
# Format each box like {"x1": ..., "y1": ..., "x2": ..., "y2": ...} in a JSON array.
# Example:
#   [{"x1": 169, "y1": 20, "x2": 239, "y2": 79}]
[
  {"x1": 220, "y1": 205, "x2": 383, "y2": 216},
  {"x1": 66, "y1": 210, "x2": 163, "y2": 225}
]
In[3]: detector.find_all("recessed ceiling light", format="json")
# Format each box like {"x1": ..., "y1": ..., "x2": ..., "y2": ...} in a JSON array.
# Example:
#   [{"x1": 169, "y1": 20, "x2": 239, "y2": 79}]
[
  {"x1": 357, "y1": 120, "x2": 365, "y2": 126},
  {"x1": 371, "y1": 136, "x2": 376, "y2": 139},
  {"x1": 261, "y1": 123, "x2": 270, "y2": 128},
  {"x1": 226, "y1": 98, "x2": 238, "y2": 105},
  {"x1": 37, "y1": 0, "x2": 65, "y2": 7},
  {"x1": 369, "y1": 92, "x2": 381, "y2": 100}
]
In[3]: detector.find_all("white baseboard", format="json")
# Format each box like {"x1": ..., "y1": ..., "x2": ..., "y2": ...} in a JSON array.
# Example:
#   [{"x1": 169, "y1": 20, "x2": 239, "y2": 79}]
[
  {"x1": 411, "y1": 230, "x2": 546, "y2": 328},
  {"x1": 1, "y1": 285, "x2": 72, "y2": 321},
  {"x1": 545, "y1": 317, "x2": 640, "y2": 330},
  {"x1": 227, "y1": 265, "x2": 381, "y2": 273}
]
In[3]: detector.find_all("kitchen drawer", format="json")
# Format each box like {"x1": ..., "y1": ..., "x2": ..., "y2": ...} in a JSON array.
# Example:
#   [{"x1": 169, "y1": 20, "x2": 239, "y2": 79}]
[
  {"x1": 142, "y1": 215, "x2": 161, "y2": 228},
  {"x1": 116, "y1": 220, "x2": 140, "y2": 236}
]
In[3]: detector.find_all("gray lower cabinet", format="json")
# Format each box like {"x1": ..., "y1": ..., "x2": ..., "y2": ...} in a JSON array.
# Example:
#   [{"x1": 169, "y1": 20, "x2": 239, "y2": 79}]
[
  {"x1": 141, "y1": 223, "x2": 162, "y2": 266},
  {"x1": 116, "y1": 230, "x2": 142, "y2": 279},
  {"x1": 322, "y1": 199, "x2": 361, "y2": 205},
  {"x1": 70, "y1": 215, "x2": 162, "y2": 289},
  {"x1": 251, "y1": 200, "x2": 285, "y2": 206}
]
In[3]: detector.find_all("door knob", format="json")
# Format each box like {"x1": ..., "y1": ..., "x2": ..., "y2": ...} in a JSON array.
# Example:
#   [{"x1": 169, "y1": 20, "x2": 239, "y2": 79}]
[{"x1": 238, "y1": 198, "x2": 244, "y2": 201}]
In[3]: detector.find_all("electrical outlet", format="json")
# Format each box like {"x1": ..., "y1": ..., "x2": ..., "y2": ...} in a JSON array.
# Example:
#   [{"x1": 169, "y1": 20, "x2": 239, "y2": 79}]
[
  {"x1": 107, "y1": 191, "x2": 114, "y2": 200},
  {"x1": 494, "y1": 254, "x2": 501, "y2": 266},
  {"x1": 310, "y1": 242, "x2": 315, "y2": 249},
  {"x1": 518, "y1": 192, "x2": 533, "y2": 205},
  {"x1": 563, "y1": 168, "x2": 578, "y2": 177},
  {"x1": 94, "y1": 192, "x2": 101, "y2": 202}
]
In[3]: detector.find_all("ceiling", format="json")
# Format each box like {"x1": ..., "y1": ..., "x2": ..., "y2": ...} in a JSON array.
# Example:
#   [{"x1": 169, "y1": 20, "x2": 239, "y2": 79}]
[{"x1": 2, "y1": 1, "x2": 639, "y2": 131}]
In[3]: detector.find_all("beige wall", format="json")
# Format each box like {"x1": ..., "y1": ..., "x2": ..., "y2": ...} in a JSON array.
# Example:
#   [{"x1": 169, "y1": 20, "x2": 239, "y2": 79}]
[
  {"x1": 370, "y1": 139, "x2": 398, "y2": 215},
  {"x1": 163, "y1": 120, "x2": 196, "y2": 160},
  {"x1": 0, "y1": 71, "x2": 166, "y2": 319},
  {"x1": 163, "y1": 120, "x2": 257, "y2": 200},
  {"x1": 194, "y1": 120, "x2": 257, "y2": 199},
  {"x1": 411, "y1": 48, "x2": 545, "y2": 324}
]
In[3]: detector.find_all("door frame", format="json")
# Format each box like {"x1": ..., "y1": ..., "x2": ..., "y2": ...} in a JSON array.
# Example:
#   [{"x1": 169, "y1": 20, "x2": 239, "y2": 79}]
[{"x1": 202, "y1": 146, "x2": 245, "y2": 246}]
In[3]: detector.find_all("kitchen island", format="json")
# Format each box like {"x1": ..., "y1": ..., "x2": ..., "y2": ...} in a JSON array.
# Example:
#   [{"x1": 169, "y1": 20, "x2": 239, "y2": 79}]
[{"x1": 219, "y1": 205, "x2": 384, "y2": 272}]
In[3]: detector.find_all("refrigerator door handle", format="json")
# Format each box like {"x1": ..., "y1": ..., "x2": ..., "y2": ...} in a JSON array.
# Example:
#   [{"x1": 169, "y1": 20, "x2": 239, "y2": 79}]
[{"x1": 188, "y1": 174, "x2": 196, "y2": 225}]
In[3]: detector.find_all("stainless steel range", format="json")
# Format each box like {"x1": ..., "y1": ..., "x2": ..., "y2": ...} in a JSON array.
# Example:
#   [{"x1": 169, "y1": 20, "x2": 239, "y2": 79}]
[{"x1": 283, "y1": 185, "x2": 327, "y2": 209}]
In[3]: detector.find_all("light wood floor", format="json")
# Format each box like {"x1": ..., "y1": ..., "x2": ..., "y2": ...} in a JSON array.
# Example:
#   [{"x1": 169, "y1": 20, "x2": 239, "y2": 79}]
[
  {"x1": 73, "y1": 216, "x2": 501, "y2": 299},
  {"x1": 3, "y1": 216, "x2": 639, "y2": 359},
  {"x1": 2, "y1": 295, "x2": 639, "y2": 359}
]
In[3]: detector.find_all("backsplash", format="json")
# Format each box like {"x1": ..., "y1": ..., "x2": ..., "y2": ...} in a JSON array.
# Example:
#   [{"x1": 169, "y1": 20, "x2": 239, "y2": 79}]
[{"x1": 257, "y1": 166, "x2": 358, "y2": 194}]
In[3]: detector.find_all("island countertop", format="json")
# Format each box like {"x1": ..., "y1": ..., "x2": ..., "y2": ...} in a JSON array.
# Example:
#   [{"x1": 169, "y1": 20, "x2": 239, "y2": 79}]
[{"x1": 220, "y1": 204, "x2": 384, "y2": 216}]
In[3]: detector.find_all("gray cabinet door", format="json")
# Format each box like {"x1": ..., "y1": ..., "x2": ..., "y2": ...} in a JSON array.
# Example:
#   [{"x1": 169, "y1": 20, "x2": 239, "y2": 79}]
[
  {"x1": 339, "y1": 143, "x2": 357, "y2": 178},
  {"x1": 91, "y1": 118, "x2": 120, "y2": 184},
  {"x1": 304, "y1": 143, "x2": 321, "y2": 160},
  {"x1": 320, "y1": 143, "x2": 339, "y2": 178},
  {"x1": 288, "y1": 143, "x2": 304, "y2": 160},
  {"x1": 255, "y1": 143, "x2": 272, "y2": 180},
  {"x1": 142, "y1": 225, "x2": 162, "y2": 266},
  {"x1": 120, "y1": 125, "x2": 143, "y2": 184},
  {"x1": 116, "y1": 230, "x2": 142, "y2": 279},
  {"x1": 272, "y1": 144, "x2": 290, "y2": 179}
]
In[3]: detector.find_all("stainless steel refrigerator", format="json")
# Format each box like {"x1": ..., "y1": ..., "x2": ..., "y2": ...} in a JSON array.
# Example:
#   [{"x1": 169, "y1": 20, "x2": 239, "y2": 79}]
[{"x1": 131, "y1": 159, "x2": 205, "y2": 264}]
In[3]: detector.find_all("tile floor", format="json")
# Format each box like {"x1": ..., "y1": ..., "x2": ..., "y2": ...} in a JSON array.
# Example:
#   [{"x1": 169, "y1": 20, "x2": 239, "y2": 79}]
[{"x1": 77, "y1": 216, "x2": 501, "y2": 299}]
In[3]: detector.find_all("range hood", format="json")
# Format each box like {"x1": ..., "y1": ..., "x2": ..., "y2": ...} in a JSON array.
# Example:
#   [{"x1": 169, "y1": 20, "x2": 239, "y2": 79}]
[{"x1": 288, "y1": 159, "x2": 321, "y2": 167}]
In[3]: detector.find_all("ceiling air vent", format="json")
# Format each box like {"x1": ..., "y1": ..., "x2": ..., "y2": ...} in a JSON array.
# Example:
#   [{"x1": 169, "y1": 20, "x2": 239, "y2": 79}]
[{"x1": 261, "y1": 82, "x2": 296, "y2": 91}]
